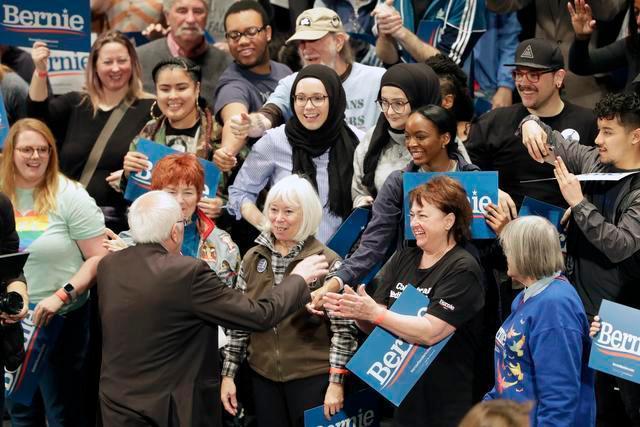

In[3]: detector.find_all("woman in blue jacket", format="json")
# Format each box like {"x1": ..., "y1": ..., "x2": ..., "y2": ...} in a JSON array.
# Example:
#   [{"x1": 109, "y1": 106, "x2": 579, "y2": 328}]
[{"x1": 485, "y1": 216, "x2": 595, "y2": 426}]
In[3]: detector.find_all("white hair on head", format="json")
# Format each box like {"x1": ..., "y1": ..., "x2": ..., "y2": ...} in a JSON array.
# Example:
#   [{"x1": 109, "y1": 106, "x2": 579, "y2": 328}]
[
  {"x1": 128, "y1": 191, "x2": 183, "y2": 244},
  {"x1": 262, "y1": 174, "x2": 322, "y2": 241},
  {"x1": 499, "y1": 216, "x2": 564, "y2": 280},
  {"x1": 163, "y1": 0, "x2": 210, "y2": 13}
]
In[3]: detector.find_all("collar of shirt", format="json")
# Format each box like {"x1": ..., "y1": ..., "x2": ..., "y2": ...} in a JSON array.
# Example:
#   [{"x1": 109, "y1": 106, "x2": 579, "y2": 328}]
[
  {"x1": 167, "y1": 32, "x2": 208, "y2": 58},
  {"x1": 523, "y1": 271, "x2": 561, "y2": 302}
]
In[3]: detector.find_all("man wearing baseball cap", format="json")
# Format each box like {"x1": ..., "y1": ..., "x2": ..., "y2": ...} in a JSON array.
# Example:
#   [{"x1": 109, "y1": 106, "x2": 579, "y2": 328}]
[
  {"x1": 466, "y1": 38, "x2": 598, "y2": 210},
  {"x1": 216, "y1": 7, "x2": 384, "y2": 169}
]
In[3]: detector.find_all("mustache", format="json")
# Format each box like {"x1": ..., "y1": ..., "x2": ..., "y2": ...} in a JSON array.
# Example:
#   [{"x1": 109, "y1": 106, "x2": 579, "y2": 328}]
[
  {"x1": 517, "y1": 85, "x2": 537, "y2": 92},
  {"x1": 175, "y1": 24, "x2": 204, "y2": 36}
]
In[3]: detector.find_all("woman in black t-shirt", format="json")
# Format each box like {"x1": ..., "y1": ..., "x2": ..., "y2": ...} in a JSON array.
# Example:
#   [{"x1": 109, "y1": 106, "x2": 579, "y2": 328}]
[
  {"x1": 324, "y1": 176, "x2": 485, "y2": 427},
  {"x1": 122, "y1": 57, "x2": 225, "y2": 220},
  {"x1": 27, "y1": 31, "x2": 154, "y2": 233}
]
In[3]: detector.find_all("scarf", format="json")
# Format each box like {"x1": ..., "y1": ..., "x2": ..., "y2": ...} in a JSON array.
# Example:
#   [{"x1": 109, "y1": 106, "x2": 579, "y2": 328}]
[
  {"x1": 362, "y1": 63, "x2": 441, "y2": 197},
  {"x1": 285, "y1": 64, "x2": 359, "y2": 219}
]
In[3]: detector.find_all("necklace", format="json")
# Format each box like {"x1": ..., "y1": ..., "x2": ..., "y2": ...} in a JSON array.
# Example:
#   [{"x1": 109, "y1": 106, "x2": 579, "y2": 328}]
[{"x1": 420, "y1": 242, "x2": 455, "y2": 269}]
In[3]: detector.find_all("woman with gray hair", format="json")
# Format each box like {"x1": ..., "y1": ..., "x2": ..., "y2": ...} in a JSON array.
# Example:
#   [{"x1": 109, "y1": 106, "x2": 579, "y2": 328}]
[
  {"x1": 221, "y1": 174, "x2": 358, "y2": 426},
  {"x1": 484, "y1": 216, "x2": 595, "y2": 426}
]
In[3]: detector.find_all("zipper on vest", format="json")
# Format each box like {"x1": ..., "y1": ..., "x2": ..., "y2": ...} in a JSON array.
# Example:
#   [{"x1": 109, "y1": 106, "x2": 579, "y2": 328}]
[{"x1": 273, "y1": 325, "x2": 283, "y2": 381}]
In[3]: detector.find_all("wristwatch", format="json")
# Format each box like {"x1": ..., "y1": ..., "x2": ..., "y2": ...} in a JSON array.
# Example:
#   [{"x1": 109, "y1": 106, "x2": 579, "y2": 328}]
[{"x1": 63, "y1": 283, "x2": 78, "y2": 302}]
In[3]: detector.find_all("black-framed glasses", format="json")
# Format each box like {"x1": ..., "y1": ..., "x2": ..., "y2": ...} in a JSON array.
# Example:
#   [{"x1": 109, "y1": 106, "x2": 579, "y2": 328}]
[
  {"x1": 15, "y1": 146, "x2": 51, "y2": 157},
  {"x1": 511, "y1": 69, "x2": 557, "y2": 83},
  {"x1": 294, "y1": 94, "x2": 329, "y2": 108},
  {"x1": 225, "y1": 26, "x2": 266, "y2": 42},
  {"x1": 376, "y1": 98, "x2": 410, "y2": 114},
  {"x1": 176, "y1": 219, "x2": 188, "y2": 227}
]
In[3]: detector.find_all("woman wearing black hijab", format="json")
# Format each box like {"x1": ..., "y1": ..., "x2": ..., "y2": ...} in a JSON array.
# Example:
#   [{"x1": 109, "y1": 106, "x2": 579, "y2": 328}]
[
  {"x1": 227, "y1": 64, "x2": 363, "y2": 243},
  {"x1": 352, "y1": 63, "x2": 441, "y2": 208}
]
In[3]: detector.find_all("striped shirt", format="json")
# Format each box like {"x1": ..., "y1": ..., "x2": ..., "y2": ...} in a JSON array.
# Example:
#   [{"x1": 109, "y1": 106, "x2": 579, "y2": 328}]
[{"x1": 227, "y1": 124, "x2": 364, "y2": 243}]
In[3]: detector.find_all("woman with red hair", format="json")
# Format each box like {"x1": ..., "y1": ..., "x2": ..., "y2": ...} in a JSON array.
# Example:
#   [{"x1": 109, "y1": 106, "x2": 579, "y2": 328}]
[{"x1": 105, "y1": 153, "x2": 239, "y2": 286}]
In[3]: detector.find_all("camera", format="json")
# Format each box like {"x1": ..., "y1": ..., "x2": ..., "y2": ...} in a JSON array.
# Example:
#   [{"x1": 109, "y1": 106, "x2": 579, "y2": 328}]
[{"x1": 0, "y1": 292, "x2": 24, "y2": 315}]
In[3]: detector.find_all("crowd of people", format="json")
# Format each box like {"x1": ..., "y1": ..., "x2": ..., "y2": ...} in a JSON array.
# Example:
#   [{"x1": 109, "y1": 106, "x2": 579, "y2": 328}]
[{"x1": 1, "y1": 0, "x2": 640, "y2": 426}]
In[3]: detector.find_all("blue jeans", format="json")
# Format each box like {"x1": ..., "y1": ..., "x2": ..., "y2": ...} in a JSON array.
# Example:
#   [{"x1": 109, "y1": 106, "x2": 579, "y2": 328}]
[{"x1": 7, "y1": 302, "x2": 90, "y2": 427}]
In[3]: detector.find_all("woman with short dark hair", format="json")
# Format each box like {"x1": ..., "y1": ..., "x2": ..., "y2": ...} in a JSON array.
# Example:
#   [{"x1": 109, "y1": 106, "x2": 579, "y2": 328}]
[{"x1": 325, "y1": 175, "x2": 485, "y2": 427}]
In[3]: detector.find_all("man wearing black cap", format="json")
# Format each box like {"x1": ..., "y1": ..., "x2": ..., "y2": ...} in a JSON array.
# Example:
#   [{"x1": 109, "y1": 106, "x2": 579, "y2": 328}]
[{"x1": 466, "y1": 38, "x2": 598, "y2": 209}]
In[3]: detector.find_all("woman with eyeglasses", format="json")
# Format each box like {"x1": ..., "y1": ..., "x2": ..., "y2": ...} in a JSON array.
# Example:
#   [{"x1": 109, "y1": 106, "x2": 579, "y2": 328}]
[
  {"x1": 352, "y1": 63, "x2": 441, "y2": 208},
  {"x1": 222, "y1": 174, "x2": 357, "y2": 427},
  {"x1": 0, "y1": 119, "x2": 108, "y2": 426},
  {"x1": 227, "y1": 64, "x2": 363, "y2": 243},
  {"x1": 122, "y1": 57, "x2": 226, "y2": 220},
  {"x1": 105, "y1": 153, "x2": 240, "y2": 287},
  {"x1": 27, "y1": 31, "x2": 154, "y2": 233}
]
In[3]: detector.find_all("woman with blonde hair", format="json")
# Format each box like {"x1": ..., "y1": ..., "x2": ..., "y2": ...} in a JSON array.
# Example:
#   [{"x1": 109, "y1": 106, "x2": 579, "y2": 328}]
[
  {"x1": 26, "y1": 30, "x2": 154, "y2": 232},
  {"x1": 0, "y1": 118, "x2": 107, "y2": 426}
]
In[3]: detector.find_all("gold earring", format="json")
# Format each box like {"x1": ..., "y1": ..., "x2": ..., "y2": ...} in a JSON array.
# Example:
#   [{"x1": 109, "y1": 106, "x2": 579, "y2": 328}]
[{"x1": 150, "y1": 100, "x2": 160, "y2": 121}]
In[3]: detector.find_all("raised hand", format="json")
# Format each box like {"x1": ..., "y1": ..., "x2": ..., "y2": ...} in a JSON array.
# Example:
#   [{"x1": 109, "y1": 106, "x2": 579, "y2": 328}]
[
  {"x1": 568, "y1": 0, "x2": 596, "y2": 39},
  {"x1": 31, "y1": 41, "x2": 50, "y2": 73}
]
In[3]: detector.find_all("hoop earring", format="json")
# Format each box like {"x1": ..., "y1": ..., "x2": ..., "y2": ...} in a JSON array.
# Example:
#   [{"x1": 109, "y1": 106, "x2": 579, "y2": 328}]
[{"x1": 150, "y1": 100, "x2": 160, "y2": 121}]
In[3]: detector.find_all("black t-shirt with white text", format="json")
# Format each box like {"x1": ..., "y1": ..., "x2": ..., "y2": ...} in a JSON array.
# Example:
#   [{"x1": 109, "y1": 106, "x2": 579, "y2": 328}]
[{"x1": 371, "y1": 245, "x2": 485, "y2": 427}]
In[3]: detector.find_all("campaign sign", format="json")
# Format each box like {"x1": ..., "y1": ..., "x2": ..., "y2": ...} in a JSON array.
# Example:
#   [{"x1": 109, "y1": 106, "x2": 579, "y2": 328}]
[
  {"x1": 304, "y1": 388, "x2": 381, "y2": 427},
  {"x1": 519, "y1": 196, "x2": 564, "y2": 230},
  {"x1": 124, "y1": 138, "x2": 221, "y2": 202},
  {"x1": 0, "y1": 0, "x2": 91, "y2": 52},
  {"x1": 327, "y1": 208, "x2": 371, "y2": 259},
  {"x1": 0, "y1": 90, "x2": 8, "y2": 150},
  {"x1": 403, "y1": 172, "x2": 499, "y2": 240},
  {"x1": 325, "y1": 208, "x2": 382, "y2": 286},
  {"x1": 519, "y1": 196, "x2": 567, "y2": 251},
  {"x1": 5, "y1": 304, "x2": 64, "y2": 405},
  {"x1": 346, "y1": 286, "x2": 452, "y2": 406},
  {"x1": 589, "y1": 300, "x2": 640, "y2": 384}
]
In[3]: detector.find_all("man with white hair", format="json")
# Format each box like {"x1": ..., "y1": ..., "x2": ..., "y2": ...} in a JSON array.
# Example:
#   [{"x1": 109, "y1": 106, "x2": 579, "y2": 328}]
[
  {"x1": 136, "y1": 0, "x2": 232, "y2": 107},
  {"x1": 96, "y1": 191, "x2": 328, "y2": 426}
]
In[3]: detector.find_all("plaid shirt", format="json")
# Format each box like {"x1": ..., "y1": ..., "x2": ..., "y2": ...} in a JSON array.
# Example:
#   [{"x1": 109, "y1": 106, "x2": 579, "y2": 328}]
[{"x1": 222, "y1": 232, "x2": 357, "y2": 384}]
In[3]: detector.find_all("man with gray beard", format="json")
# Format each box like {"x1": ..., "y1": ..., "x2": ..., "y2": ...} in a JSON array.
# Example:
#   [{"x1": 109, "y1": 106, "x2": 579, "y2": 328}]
[{"x1": 136, "y1": 0, "x2": 231, "y2": 108}]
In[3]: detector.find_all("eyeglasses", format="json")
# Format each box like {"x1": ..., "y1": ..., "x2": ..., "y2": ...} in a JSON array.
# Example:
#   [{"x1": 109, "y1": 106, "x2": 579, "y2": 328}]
[
  {"x1": 176, "y1": 219, "x2": 189, "y2": 227},
  {"x1": 294, "y1": 94, "x2": 329, "y2": 107},
  {"x1": 377, "y1": 98, "x2": 410, "y2": 114},
  {"x1": 511, "y1": 69, "x2": 557, "y2": 83},
  {"x1": 225, "y1": 26, "x2": 266, "y2": 42},
  {"x1": 16, "y1": 146, "x2": 51, "y2": 157}
]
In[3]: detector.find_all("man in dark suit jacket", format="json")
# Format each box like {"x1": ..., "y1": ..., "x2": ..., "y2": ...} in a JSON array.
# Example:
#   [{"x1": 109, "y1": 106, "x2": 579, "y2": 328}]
[{"x1": 97, "y1": 191, "x2": 328, "y2": 426}]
